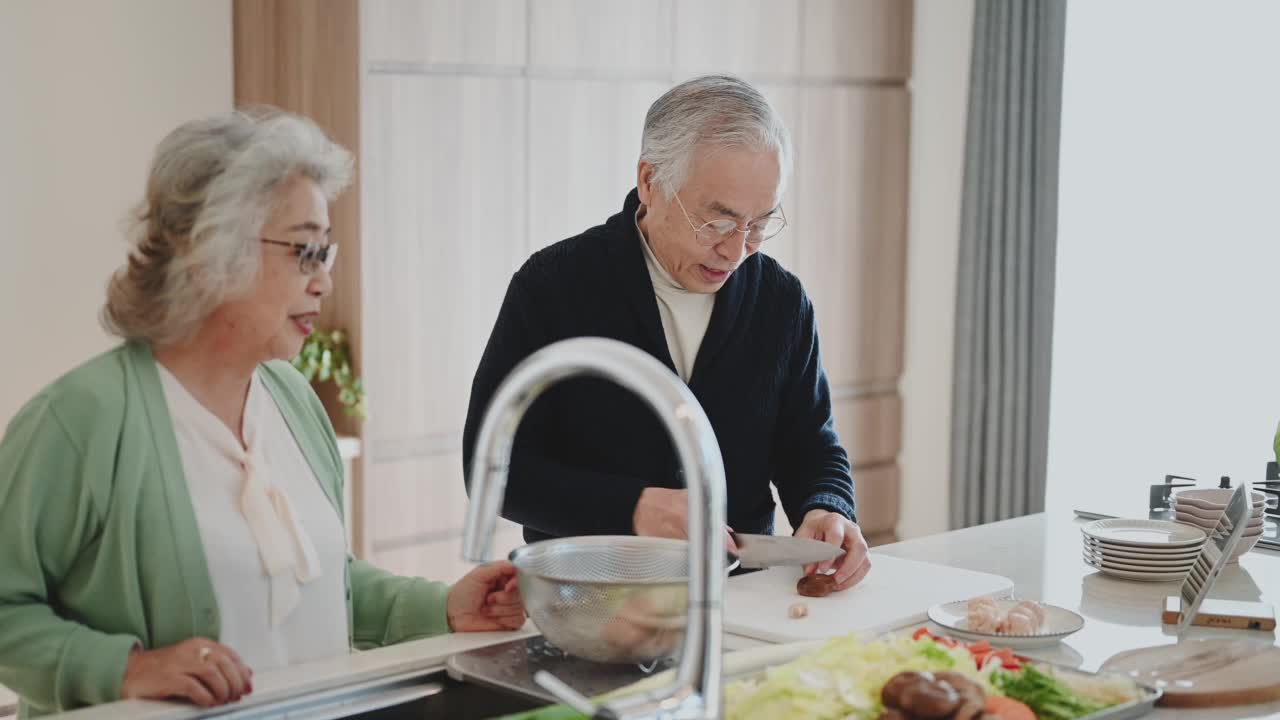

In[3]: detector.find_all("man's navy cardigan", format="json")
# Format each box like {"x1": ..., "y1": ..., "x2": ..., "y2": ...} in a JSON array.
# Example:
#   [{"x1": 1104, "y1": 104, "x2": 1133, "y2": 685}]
[{"x1": 463, "y1": 190, "x2": 856, "y2": 543}]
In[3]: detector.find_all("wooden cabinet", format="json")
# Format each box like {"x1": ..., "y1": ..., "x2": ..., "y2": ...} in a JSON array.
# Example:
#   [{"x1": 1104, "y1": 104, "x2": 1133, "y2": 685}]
[
  {"x1": 234, "y1": 0, "x2": 913, "y2": 579},
  {"x1": 363, "y1": 0, "x2": 527, "y2": 68},
  {"x1": 362, "y1": 74, "x2": 527, "y2": 445},
  {"x1": 795, "y1": 87, "x2": 910, "y2": 388},
  {"x1": 527, "y1": 79, "x2": 667, "y2": 251},
  {"x1": 528, "y1": 0, "x2": 674, "y2": 75},
  {"x1": 673, "y1": 0, "x2": 803, "y2": 78}
]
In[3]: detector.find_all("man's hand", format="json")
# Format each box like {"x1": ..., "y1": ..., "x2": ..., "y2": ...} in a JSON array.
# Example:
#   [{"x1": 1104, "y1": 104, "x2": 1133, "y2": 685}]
[
  {"x1": 793, "y1": 509, "x2": 871, "y2": 592},
  {"x1": 633, "y1": 487, "x2": 737, "y2": 552}
]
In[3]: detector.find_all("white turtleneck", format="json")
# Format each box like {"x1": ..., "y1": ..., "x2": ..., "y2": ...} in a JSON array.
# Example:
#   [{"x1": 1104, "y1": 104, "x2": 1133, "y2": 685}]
[{"x1": 635, "y1": 207, "x2": 716, "y2": 382}]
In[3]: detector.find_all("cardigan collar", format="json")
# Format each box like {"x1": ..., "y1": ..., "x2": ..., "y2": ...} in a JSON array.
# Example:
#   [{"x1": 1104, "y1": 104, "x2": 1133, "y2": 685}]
[{"x1": 602, "y1": 189, "x2": 750, "y2": 387}]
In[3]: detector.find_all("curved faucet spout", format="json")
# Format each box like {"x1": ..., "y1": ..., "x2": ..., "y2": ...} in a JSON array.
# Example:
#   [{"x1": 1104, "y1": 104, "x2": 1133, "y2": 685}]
[{"x1": 462, "y1": 337, "x2": 727, "y2": 719}]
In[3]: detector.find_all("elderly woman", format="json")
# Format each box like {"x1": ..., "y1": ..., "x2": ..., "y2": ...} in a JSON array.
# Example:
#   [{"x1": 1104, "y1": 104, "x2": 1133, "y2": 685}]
[{"x1": 0, "y1": 110, "x2": 525, "y2": 717}]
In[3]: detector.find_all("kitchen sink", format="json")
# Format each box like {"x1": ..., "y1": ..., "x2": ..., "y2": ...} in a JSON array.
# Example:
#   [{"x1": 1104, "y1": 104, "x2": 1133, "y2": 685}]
[
  {"x1": 349, "y1": 673, "x2": 546, "y2": 720},
  {"x1": 209, "y1": 667, "x2": 550, "y2": 720}
]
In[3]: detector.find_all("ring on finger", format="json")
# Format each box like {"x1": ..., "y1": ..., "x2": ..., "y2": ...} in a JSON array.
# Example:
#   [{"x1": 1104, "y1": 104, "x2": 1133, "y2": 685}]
[{"x1": 198, "y1": 646, "x2": 213, "y2": 662}]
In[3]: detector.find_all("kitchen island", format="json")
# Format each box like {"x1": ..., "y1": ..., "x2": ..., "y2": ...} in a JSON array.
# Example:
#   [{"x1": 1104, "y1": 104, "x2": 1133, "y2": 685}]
[{"x1": 48, "y1": 513, "x2": 1279, "y2": 719}]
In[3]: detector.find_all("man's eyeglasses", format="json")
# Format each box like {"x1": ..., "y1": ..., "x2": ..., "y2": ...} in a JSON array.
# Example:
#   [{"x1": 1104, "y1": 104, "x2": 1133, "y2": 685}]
[
  {"x1": 673, "y1": 192, "x2": 787, "y2": 247},
  {"x1": 261, "y1": 238, "x2": 338, "y2": 275}
]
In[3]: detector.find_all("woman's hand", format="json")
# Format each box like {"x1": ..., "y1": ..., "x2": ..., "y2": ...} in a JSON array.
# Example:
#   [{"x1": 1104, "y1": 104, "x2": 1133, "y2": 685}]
[
  {"x1": 446, "y1": 560, "x2": 527, "y2": 632},
  {"x1": 121, "y1": 638, "x2": 253, "y2": 707}
]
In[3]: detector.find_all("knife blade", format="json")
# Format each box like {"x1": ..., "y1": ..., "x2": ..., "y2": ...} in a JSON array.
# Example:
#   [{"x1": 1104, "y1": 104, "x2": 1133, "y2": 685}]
[{"x1": 730, "y1": 532, "x2": 844, "y2": 569}]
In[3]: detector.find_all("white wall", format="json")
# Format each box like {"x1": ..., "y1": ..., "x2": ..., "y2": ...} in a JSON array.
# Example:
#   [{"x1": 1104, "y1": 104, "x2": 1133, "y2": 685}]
[
  {"x1": 898, "y1": 0, "x2": 975, "y2": 539},
  {"x1": 1047, "y1": 0, "x2": 1280, "y2": 510},
  {"x1": 0, "y1": 1, "x2": 233, "y2": 425}
]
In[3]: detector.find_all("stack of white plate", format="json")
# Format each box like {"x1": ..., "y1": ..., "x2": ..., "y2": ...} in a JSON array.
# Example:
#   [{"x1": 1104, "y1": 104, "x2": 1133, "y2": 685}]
[
  {"x1": 1172, "y1": 488, "x2": 1267, "y2": 562},
  {"x1": 1081, "y1": 519, "x2": 1207, "y2": 582}
]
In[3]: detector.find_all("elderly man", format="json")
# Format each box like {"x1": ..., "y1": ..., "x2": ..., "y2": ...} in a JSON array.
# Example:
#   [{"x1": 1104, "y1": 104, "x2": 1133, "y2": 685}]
[{"x1": 463, "y1": 75, "x2": 870, "y2": 591}]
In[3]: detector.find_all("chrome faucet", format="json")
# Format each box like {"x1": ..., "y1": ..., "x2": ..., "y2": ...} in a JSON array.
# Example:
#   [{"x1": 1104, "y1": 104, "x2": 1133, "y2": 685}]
[{"x1": 462, "y1": 337, "x2": 728, "y2": 720}]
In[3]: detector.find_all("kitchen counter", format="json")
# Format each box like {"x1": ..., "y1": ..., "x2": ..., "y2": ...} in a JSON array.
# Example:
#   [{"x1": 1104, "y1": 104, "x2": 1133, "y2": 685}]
[
  {"x1": 49, "y1": 512, "x2": 1280, "y2": 719},
  {"x1": 871, "y1": 512, "x2": 1280, "y2": 720},
  {"x1": 53, "y1": 626, "x2": 538, "y2": 719}
]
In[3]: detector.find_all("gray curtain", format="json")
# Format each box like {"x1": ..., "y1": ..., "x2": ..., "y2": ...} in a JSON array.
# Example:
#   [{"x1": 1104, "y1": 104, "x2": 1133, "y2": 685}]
[{"x1": 951, "y1": 0, "x2": 1067, "y2": 529}]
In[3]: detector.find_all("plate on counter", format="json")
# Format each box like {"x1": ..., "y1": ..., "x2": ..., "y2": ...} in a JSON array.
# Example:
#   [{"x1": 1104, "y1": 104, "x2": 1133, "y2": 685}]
[
  {"x1": 1082, "y1": 519, "x2": 1206, "y2": 548},
  {"x1": 1082, "y1": 547, "x2": 1197, "y2": 569},
  {"x1": 1081, "y1": 540, "x2": 1200, "y2": 562},
  {"x1": 1082, "y1": 554, "x2": 1189, "y2": 582},
  {"x1": 926, "y1": 599, "x2": 1085, "y2": 649}
]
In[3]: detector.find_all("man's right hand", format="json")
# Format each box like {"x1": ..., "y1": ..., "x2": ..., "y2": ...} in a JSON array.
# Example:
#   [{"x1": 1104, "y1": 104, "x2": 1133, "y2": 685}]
[
  {"x1": 633, "y1": 487, "x2": 737, "y2": 552},
  {"x1": 121, "y1": 637, "x2": 253, "y2": 707}
]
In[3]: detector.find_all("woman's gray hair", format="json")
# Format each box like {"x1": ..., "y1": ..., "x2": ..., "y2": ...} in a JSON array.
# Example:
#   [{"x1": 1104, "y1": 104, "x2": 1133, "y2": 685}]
[
  {"x1": 102, "y1": 108, "x2": 353, "y2": 346},
  {"x1": 639, "y1": 75, "x2": 793, "y2": 199}
]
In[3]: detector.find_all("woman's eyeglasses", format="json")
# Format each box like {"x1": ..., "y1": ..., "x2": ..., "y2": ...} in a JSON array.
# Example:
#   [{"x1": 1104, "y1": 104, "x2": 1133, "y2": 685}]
[{"x1": 261, "y1": 238, "x2": 338, "y2": 275}]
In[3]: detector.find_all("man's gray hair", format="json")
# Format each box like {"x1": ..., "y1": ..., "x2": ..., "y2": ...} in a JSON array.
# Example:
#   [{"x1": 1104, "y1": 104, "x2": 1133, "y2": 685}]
[
  {"x1": 102, "y1": 108, "x2": 353, "y2": 346},
  {"x1": 639, "y1": 75, "x2": 793, "y2": 199}
]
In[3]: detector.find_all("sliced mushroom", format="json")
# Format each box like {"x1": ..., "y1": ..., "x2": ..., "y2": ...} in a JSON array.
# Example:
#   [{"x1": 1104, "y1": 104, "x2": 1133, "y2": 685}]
[
  {"x1": 898, "y1": 680, "x2": 961, "y2": 719},
  {"x1": 881, "y1": 671, "x2": 930, "y2": 709},
  {"x1": 796, "y1": 573, "x2": 837, "y2": 597}
]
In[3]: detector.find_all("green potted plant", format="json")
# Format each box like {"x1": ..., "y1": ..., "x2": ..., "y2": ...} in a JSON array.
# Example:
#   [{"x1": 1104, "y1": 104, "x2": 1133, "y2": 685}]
[{"x1": 292, "y1": 329, "x2": 367, "y2": 421}]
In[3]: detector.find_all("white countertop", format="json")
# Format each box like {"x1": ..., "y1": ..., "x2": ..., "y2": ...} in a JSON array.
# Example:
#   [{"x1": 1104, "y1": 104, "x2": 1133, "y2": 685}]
[
  {"x1": 54, "y1": 626, "x2": 538, "y2": 719},
  {"x1": 870, "y1": 512, "x2": 1280, "y2": 720},
  {"x1": 52, "y1": 512, "x2": 1280, "y2": 719}
]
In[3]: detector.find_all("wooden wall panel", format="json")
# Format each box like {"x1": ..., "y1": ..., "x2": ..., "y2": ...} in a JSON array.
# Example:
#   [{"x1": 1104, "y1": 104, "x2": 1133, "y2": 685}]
[
  {"x1": 528, "y1": 0, "x2": 673, "y2": 75},
  {"x1": 802, "y1": 0, "x2": 914, "y2": 80},
  {"x1": 527, "y1": 79, "x2": 668, "y2": 251},
  {"x1": 754, "y1": 84, "x2": 802, "y2": 273},
  {"x1": 795, "y1": 87, "x2": 910, "y2": 388},
  {"x1": 367, "y1": 453, "x2": 467, "y2": 546},
  {"x1": 362, "y1": 74, "x2": 527, "y2": 447},
  {"x1": 834, "y1": 392, "x2": 903, "y2": 469},
  {"x1": 773, "y1": 394, "x2": 902, "y2": 536},
  {"x1": 672, "y1": 0, "x2": 802, "y2": 78},
  {"x1": 363, "y1": 0, "x2": 526, "y2": 68},
  {"x1": 234, "y1": 0, "x2": 362, "y2": 434},
  {"x1": 374, "y1": 520, "x2": 525, "y2": 582},
  {"x1": 233, "y1": 0, "x2": 368, "y2": 547},
  {"x1": 853, "y1": 463, "x2": 900, "y2": 538}
]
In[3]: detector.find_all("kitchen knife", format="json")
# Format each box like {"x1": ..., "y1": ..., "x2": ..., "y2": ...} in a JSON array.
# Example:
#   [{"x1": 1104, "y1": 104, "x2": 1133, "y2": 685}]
[{"x1": 730, "y1": 532, "x2": 845, "y2": 569}]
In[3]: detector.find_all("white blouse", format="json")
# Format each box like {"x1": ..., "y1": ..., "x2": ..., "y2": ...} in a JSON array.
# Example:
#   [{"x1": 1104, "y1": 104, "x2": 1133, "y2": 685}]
[
  {"x1": 158, "y1": 365, "x2": 349, "y2": 670},
  {"x1": 635, "y1": 207, "x2": 716, "y2": 382}
]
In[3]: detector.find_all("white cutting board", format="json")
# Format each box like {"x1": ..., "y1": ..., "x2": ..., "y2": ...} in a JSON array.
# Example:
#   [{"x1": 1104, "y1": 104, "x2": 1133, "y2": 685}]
[{"x1": 725, "y1": 554, "x2": 1015, "y2": 643}]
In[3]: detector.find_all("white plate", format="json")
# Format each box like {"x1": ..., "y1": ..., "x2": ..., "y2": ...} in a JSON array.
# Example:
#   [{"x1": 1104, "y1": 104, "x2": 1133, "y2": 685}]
[
  {"x1": 926, "y1": 599, "x2": 1084, "y2": 649},
  {"x1": 1083, "y1": 535, "x2": 1201, "y2": 555},
  {"x1": 1085, "y1": 550, "x2": 1192, "y2": 568},
  {"x1": 1082, "y1": 555, "x2": 1189, "y2": 582},
  {"x1": 1082, "y1": 519, "x2": 1206, "y2": 548},
  {"x1": 1083, "y1": 547, "x2": 1197, "y2": 568},
  {"x1": 1081, "y1": 539, "x2": 1200, "y2": 561}
]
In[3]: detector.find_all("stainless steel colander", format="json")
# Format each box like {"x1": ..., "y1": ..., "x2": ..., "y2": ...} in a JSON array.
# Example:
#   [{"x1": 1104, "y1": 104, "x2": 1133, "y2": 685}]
[{"x1": 510, "y1": 536, "x2": 721, "y2": 664}]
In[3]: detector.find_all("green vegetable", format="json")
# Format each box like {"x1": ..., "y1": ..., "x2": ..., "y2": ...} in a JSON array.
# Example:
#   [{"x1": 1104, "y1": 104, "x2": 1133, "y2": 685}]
[
  {"x1": 722, "y1": 634, "x2": 983, "y2": 720},
  {"x1": 993, "y1": 665, "x2": 1106, "y2": 720},
  {"x1": 919, "y1": 643, "x2": 957, "y2": 667}
]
